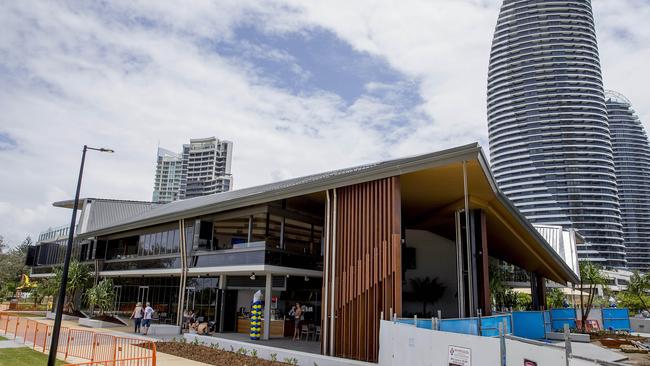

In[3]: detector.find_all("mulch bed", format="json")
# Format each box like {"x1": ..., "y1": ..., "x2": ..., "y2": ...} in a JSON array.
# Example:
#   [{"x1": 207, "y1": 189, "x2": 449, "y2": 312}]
[{"x1": 155, "y1": 341, "x2": 291, "y2": 366}]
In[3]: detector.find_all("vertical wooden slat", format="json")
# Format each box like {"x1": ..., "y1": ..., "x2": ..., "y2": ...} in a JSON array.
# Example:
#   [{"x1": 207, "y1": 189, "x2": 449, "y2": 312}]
[{"x1": 331, "y1": 176, "x2": 402, "y2": 362}]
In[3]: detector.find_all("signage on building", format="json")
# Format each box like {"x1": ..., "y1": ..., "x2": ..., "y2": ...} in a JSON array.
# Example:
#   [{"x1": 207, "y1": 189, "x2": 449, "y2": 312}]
[{"x1": 448, "y1": 345, "x2": 471, "y2": 366}]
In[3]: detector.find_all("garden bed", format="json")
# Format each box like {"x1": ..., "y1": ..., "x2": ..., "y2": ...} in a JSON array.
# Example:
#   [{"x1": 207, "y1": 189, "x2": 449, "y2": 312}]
[{"x1": 155, "y1": 341, "x2": 292, "y2": 366}]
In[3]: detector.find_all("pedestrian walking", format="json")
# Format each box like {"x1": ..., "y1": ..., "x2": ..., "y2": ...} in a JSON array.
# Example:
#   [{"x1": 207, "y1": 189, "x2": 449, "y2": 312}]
[
  {"x1": 143, "y1": 302, "x2": 154, "y2": 335},
  {"x1": 130, "y1": 302, "x2": 144, "y2": 333}
]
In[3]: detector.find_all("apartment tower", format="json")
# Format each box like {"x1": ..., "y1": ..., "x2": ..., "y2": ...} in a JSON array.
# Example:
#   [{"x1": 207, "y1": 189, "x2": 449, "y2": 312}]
[
  {"x1": 607, "y1": 91, "x2": 650, "y2": 270},
  {"x1": 487, "y1": 0, "x2": 625, "y2": 267},
  {"x1": 152, "y1": 137, "x2": 233, "y2": 203}
]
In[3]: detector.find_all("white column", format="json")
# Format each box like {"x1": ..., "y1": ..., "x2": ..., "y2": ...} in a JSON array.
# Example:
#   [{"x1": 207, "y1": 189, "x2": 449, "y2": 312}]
[
  {"x1": 218, "y1": 274, "x2": 226, "y2": 333},
  {"x1": 263, "y1": 274, "x2": 272, "y2": 340}
]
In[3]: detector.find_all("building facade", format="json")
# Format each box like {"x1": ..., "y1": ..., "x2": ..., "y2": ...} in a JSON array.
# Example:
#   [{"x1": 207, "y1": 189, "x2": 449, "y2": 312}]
[
  {"x1": 607, "y1": 91, "x2": 650, "y2": 271},
  {"x1": 487, "y1": 0, "x2": 625, "y2": 268},
  {"x1": 153, "y1": 148, "x2": 183, "y2": 204},
  {"x1": 179, "y1": 137, "x2": 233, "y2": 199},
  {"x1": 28, "y1": 144, "x2": 578, "y2": 363},
  {"x1": 152, "y1": 137, "x2": 233, "y2": 203}
]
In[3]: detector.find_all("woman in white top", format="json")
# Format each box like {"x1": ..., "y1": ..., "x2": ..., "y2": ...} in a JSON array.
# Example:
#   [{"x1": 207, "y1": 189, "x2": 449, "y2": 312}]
[{"x1": 130, "y1": 302, "x2": 144, "y2": 333}]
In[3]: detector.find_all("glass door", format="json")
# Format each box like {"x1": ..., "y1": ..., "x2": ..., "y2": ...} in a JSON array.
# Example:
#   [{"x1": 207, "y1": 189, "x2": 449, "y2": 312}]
[
  {"x1": 138, "y1": 286, "x2": 149, "y2": 305},
  {"x1": 113, "y1": 285, "x2": 122, "y2": 313},
  {"x1": 185, "y1": 287, "x2": 196, "y2": 315}
]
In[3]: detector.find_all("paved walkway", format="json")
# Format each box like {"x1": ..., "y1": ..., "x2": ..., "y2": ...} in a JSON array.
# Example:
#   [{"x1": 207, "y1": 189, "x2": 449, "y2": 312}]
[
  {"x1": 15, "y1": 315, "x2": 209, "y2": 365},
  {"x1": 0, "y1": 339, "x2": 27, "y2": 349}
]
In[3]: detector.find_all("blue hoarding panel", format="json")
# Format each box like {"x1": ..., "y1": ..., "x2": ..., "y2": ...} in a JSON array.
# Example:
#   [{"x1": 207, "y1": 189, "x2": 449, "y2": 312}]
[
  {"x1": 512, "y1": 311, "x2": 546, "y2": 340},
  {"x1": 439, "y1": 318, "x2": 479, "y2": 335},
  {"x1": 550, "y1": 308, "x2": 577, "y2": 331},
  {"x1": 480, "y1": 315, "x2": 511, "y2": 337},
  {"x1": 602, "y1": 308, "x2": 631, "y2": 331}
]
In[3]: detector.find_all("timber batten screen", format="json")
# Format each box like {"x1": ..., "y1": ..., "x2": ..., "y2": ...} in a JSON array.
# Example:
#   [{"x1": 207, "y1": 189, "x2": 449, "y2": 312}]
[{"x1": 322, "y1": 176, "x2": 402, "y2": 362}]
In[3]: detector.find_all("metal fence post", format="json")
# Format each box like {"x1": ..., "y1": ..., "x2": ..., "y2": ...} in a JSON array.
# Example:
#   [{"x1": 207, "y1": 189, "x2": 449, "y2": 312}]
[
  {"x1": 414, "y1": 314, "x2": 418, "y2": 328},
  {"x1": 563, "y1": 323, "x2": 571, "y2": 366},
  {"x1": 498, "y1": 322, "x2": 506, "y2": 366},
  {"x1": 477, "y1": 309, "x2": 482, "y2": 336}
]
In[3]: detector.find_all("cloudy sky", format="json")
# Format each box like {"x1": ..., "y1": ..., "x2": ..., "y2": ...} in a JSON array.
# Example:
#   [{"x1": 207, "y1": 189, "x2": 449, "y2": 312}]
[{"x1": 1, "y1": 0, "x2": 649, "y2": 246}]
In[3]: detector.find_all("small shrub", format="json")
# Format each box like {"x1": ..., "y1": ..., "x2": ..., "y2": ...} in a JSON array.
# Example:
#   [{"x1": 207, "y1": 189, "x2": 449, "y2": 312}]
[
  {"x1": 284, "y1": 357, "x2": 299, "y2": 365},
  {"x1": 230, "y1": 345, "x2": 234, "y2": 352},
  {"x1": 237, "y1": 347, "x2": 248, "y2": 355},
  {"x1": 192, "y1": 338, "x2": 200, "y2": 346},
  {"x1": 251, "y1": 349, "x2": 258, "y2": 358},
  {"x1": 270, "y1": 353, "x2": 277, "y2": 361}
]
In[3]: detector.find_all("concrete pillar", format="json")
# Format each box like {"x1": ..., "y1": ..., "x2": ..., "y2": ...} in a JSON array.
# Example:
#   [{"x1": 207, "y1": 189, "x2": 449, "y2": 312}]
[
  {"x1": 530, "y1": 272, "x2": 546, "y2": 310},
  {"x1": 263, "y1": 274, "x2": 272, "y2": 340}
]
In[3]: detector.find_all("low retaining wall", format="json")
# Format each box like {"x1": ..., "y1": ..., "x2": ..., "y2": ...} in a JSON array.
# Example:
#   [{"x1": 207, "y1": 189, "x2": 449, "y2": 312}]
[
  {"x1": 148, "y1": 324, "x2": 181, "y2": 336},
  {"x1": 46, "y1": 311, "x2": 79, "y2": 321},
  {"x1": 78, "y1": 317, "x2": 123, "y2": 328},
  {"x1": 184, "y1": 333, "x2": 373, "y2": 366},
  {"x1": 630, "y1": 317, "x2": 650, "y2": 333}
]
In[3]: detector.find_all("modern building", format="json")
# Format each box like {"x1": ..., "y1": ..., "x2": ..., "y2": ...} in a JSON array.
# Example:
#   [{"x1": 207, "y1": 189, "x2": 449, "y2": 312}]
[
  {"x1": 152, "y1": 137, "x2": 233, "y2": 203},
  {"x1": 179, "y1": 137, "x2": 233, "y2": 200},
  {"x1": 28, "y1": 143, "x2": 578, "y2": 363},
  {"x1": 27, "y1": 198, "x2": 154, "y2": 271},
  {"x1": 153, "y1": 148, "x2": 183, "y2": 204},
  {"x1": 487, "y1": 0, "x2": 625, "y2": 268},
  {"x1": 606, "y1": 91, "x2": 650, "y2": 271}
]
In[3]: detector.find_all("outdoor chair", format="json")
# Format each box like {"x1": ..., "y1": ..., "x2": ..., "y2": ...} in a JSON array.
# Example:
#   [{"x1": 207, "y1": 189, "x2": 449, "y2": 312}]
[
  {"x1": 314, "y1": 325, "x2": 321, "y2": 341},
  {"x1": 300, "y1": 324, "x2": 313, "y2": 341}
]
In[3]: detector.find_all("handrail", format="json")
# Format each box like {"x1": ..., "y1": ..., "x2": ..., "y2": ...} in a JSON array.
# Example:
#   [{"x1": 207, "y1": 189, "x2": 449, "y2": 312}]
[{"x1": 0, "y1": 312, "x2": 156, "y2": 366}]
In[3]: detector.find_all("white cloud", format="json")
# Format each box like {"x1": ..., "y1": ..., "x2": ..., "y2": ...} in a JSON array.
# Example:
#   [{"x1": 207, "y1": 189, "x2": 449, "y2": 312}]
[{"x1": 0, "y1": 0, "x2": 648, "y2": 245}]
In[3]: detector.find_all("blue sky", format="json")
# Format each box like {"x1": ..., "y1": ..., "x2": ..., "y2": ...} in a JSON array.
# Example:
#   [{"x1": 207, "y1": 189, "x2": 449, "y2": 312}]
[{"x1": 0, "y1": 0, "x2": 649, "y2": 245}]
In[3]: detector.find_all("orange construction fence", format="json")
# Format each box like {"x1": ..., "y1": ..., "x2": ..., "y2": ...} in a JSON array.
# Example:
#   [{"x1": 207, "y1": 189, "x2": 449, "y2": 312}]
[{"x1": 0, "y1": 313, "x2": 156, "y2": 366}]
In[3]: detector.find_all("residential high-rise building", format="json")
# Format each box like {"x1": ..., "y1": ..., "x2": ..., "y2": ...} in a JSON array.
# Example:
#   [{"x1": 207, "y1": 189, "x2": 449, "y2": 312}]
[
  {"x1": 606, "y1": 91, "x2": 650, "y2": 270},
  {"x1": 152, "y1": 148, "x2": 183, "y2": 204},
  {"x1": 152, "y1": 137, "x2": 233, "y2": 203},
  {"x1": 179, "y1": 137, "x2": 233, "y2": 199},
  {"x1": 487, "y1": 0, "x2": 625, "y2": 268}
]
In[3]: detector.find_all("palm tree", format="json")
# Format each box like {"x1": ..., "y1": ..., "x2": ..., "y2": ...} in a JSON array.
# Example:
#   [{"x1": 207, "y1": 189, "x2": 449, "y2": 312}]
[
  {"x1": 409, "y1": 277, "x2": 446, "y2": 316},
  {"x1": 579, "y1": 262, "x2": 607, "y2": 325},
  {"x1": 627, "y1": 272, "x2": 650, "y2": 311},
  {"x1": 84, "y1": 279, "x2": 116, "y2": 316},
  {"x1": 53, "y1": 260, "x2": 91, "y2": 313}
]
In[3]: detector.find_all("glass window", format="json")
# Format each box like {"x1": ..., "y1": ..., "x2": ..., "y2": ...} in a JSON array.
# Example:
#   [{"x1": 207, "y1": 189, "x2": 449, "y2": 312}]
[
  {"x1": 213, "y1": 217, "x2": 248, "y2": 249},
  {"x1": 172, "y1": 229, "x2": 180, "y2": 253},
  {"x1": 155, "y1": 232, "x2": 163, "y2": 255},
  {"x1": 144, "y1": 234, "x2": 151, "y2": 255},
  {"x1": 161, "y1": 231, "x2": 169, "y2": 254},
  {"x1": 250, "y1": 213, "x2": 267, "y2": 243},
  {"x1": 284, "y1": 218, "x2": 314, "y2": 255},
  {"x1": 138, "y1": 235, "x2": 144, "y2": 256}
]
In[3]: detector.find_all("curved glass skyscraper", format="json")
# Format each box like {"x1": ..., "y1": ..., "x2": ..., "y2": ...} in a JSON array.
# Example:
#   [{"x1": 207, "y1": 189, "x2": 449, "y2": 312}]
[
  {"x1": 607, "y1": 91, "x2": 650, "y2": 270},
  {"x1": 487, "y1": 0, "x2": 625, "y2": 268}
]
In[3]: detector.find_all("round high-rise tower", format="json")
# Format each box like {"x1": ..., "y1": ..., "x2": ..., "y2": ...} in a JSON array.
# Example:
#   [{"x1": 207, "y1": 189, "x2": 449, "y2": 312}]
[
  {"x1": 606, "y1": 91, "x2": 650, "y2": 271},
  {"x1": 487, "y1": 0, "x2": 625, "y2": 268}
]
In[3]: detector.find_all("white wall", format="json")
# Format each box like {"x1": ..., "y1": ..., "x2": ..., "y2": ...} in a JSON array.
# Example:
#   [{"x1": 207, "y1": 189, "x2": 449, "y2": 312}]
[
  {"x1": 403, "y1": 229, "x2": 458, "y2": 318},
  {"x1": 236, "y1": 290, "x2": 256, "y2": 312},
  {"x1": 379, "y1": 321, "x2": 607, "y2": 366}
]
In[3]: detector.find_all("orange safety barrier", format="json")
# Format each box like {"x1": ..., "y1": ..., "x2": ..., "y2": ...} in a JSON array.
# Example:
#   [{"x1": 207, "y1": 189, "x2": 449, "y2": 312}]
[{"x1": 0, "y1": 313, "x2": 156, "y2": 366}]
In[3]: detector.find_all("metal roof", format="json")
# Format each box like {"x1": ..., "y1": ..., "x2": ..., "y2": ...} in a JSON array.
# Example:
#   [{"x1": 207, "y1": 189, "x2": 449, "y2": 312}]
[
  {"x1": 76, "y1": 142, "x2": 580, "y2": 284},
  {"x1": 81, "y1": 199, "x2": 155, "y2": 234},
  {"x1": 81, "y1": 143, "x2": 483, "y2": 237}
]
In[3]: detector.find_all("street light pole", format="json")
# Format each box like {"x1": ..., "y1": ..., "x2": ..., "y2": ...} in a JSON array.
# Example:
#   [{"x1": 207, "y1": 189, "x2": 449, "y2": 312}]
[{"x1": 48, "y1": 145, "x2": 113, "y2": 366}]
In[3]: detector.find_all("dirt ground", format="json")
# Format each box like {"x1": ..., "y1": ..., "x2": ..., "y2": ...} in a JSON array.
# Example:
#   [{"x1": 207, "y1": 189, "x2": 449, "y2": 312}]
[{"x1": 155, "y1": 341, "x2": 293, "y2": 366}]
